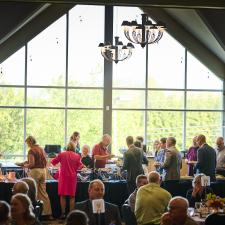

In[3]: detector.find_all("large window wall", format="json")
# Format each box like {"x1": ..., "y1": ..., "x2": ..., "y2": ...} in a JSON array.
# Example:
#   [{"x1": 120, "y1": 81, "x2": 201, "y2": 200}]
[
  {"x1": 0, "y1": 5, "x2": 223, "y2": 160},
  {"x1": 111, "y1": 6, "x2": 223, "y2": 152},
  {"x1": 0, "y1": 5, "x2": 104, "y2": 160}
]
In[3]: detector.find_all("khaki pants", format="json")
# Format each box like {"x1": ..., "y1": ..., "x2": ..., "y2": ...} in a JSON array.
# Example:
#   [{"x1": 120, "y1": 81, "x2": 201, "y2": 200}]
[{"x1": 28, "y1": 168, "x2": 52, "y2": 215}]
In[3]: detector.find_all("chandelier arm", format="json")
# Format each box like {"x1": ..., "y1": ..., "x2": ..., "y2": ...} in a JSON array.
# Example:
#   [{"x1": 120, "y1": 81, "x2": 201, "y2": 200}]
[
  {"x1": 101, "y1": 50, "x2": 114, "y2": 62},
  {"x1": 150, "y1": 31, "x2": 164, "y2": 44},
  {"x1": 124, "y1": 31, "x2": 137, "y2": 44}
]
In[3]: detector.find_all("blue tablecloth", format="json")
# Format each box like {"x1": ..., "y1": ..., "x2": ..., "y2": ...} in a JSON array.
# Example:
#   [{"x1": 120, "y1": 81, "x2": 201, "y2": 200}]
[
  {"x1": 0, "y1": 180, "x2": 128, "y2": 218},
  {"x1": 1, "y1": 179, "x2": 225, "y2": 218}
]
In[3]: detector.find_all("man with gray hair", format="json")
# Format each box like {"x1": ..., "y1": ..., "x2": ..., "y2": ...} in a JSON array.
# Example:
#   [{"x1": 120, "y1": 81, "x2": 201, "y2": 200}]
[
  {"x1": 215, "y1": 136, "x2": 225, "y2": 176},
  {"x1": 161, "y1": 196, "x2": 197, "y2": 225},
  {"x1": 127, "y1": 174, "x2": 148, "y2": 212},
  {"x1": 12, "y1": 180, "x2": 29, "y2": 195},
  {"x1": 92, "y1": 134, "x2": 114, "y2": 168},
  {"x1": 160, "y1": 137, "x2": 181, "y2": 181},
  {"x1": 135, "y1": 171, "x2": 171, "y2": 225}
]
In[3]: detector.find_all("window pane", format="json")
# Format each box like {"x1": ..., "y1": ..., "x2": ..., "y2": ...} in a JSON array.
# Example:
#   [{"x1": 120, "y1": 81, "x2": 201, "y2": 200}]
[
  {"x1": 68, "y1": 5, "x2": 104, "y2": 87},
  {"x1": 0, "y1": 87, "x2": 24, "y2": 106},
  {"x1": 0, "y1": 47, "x2": 25, "y2": 85},
  {"x1": 0, "y1": 109, "x2": 24, "y2": 155},
  {"x1": 112, "y1": 110, "x2": 145, "y2": 155},
  {"x1": 112, "y1": 90, "x2": 145, "y2": 109},
  {"x1": 68, "y1": 89, "x2": 103, "y2": 108},
  {"x1": 186, "y1": 91, "x2": 222, "y2": 110},
  {"x1": 113, "y1": 7, "x2": 146, "y2": 88},
  {"x1": 27, "y1": 109, "x2": 65, "y2": 147},
  {"x1": 187, "y1": 52, "x2": 223, "y2": 90},
  {"x1": 147, "y1": 111, "x2": 183, "y2": 150},
  {"x1": 27, "y1": 16, "x2": 66, "y2": 86},
  {"x1": 148, "y1": 32, "x2": 185, "y2": 89},
  {"x1": 148, "y1": 91, "x2": 184, "y2": 109},
  {"x1": 27, "y1": 88, "x2": 65, "y2": 107},
  {"x1": 186, "y1": 112, "x2": 222, "y2": 148},
  {"x1": 67, "y1": 110, "x2": 103, "y2": 147}
]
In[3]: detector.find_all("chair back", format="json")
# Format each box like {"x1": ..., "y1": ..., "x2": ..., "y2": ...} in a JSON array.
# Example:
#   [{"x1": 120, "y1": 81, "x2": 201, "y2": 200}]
[
  {"x1": 34, "y1": 200, "x2": 44, "y2": 220},
  {"x1": 205, "y1": 213, "x2": 225, "y2": 225},
  {"x1": 122, "y1": 204, "x2": 137, "y2": 225}
]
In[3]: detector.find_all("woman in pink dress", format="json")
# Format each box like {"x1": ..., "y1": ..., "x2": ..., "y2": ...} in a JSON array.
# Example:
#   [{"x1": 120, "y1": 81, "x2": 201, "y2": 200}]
[{"x1": 51, "y1": 141, "x2": 82, "y2": 218}]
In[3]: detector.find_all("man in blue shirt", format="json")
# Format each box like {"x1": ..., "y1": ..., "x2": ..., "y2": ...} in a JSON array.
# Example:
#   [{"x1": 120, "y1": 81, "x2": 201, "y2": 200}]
[{"x1": 154, "y1": 137, "x2": 167, "y2": 174}]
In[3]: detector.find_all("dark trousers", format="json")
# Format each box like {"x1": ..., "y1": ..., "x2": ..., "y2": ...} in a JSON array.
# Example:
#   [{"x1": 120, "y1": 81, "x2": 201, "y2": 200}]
[{"x1": 127, "y1": 181, "x2": 136, "y2": 195}]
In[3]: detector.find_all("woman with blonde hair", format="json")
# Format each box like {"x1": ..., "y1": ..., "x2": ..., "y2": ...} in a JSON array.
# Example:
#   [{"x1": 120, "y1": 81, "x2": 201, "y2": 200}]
[
  {"x1": 51, "y1": 141, "x2": 82, "y2": 218},
  {"x1": 10, "y1": 193, "x2": 41, "y2": 225},
  {"x1": 20, "y1": 136, "x2": 52, "y2": 217}
]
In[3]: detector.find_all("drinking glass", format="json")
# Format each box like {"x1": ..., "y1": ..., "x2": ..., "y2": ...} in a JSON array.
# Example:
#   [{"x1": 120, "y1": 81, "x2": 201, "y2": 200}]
[
  {"x1": 188, "y1": 207, "x2": 195, "y2": 217},
  {"x1": 195, "y1": 202, "x2": 201, "y2": 213}
]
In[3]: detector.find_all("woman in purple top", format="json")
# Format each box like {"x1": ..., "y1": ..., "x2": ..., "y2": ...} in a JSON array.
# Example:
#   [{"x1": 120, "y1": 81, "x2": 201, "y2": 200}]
[{"x1": 185, "y1": 136, "x2": 199, "y2": 176}]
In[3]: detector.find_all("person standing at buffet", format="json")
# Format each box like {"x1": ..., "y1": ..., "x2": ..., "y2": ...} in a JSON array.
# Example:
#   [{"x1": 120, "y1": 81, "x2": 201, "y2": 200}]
[
  {"x1": 51, "y1": 141, "x2": 82, "y2": 218},
  {"x1": 70, "y1": 131, "x2": 81, "y2": 154},
  {"x1": 81, "y1": 144, "x2": 93, "y2": 168},
  {"x1": 123, "y1": 136, "x2": 144, "y2": 194},
  {"x1": 185, "y1": 136, "x2": 198, "y2": 176},
  {"x1": 195, "y1": 134, "x2": 216, "y2": 181},
  {"x1": 21, "y1": 135, "x2": 52, "y2": 216},
  {"x1": 92, "y1": 134, "x2": 114, "y2": 169}
]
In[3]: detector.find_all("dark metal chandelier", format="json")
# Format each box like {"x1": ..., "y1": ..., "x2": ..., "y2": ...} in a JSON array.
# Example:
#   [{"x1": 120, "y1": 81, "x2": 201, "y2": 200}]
[
  {"x1": 121, "y1": 14, "x2": 166, "y2": 48},
  {"x1": 98, "y1": 36, "x2": 134, "y2": 63}
]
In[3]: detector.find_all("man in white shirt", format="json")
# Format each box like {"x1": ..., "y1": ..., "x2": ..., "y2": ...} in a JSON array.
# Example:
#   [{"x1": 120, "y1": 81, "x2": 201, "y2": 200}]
[{"x1": 215, "y1": 137, "x2": 225, "y2": 169}]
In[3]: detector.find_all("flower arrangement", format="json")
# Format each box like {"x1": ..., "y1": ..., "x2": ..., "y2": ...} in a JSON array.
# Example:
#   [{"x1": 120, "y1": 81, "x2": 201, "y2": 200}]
[{"x1": 206, "y1": 193, "x2": 225, "y2": 209}]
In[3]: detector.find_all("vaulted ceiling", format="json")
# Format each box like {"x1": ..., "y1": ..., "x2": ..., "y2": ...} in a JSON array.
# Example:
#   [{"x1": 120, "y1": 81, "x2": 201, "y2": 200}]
[{"x1": 0, "y1": 1, "x2": 225, "y2": 77}]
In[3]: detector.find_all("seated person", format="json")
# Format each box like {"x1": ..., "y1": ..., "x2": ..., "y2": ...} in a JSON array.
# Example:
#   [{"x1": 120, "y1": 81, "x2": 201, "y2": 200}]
[
  {"x1": 186, "y1": 174, "x2": 213, "y2": 207},
  {"x1": 22, "y1": 177, "x2": 43, "y2": 219},
  {"x1": 66, "y1": 210, "x2": 89, "y2": 225},
  {"x1": 161, "y1": 197, "x2": 198, "y2": 225},
  {"x1": 135, "y1": 171, "x2": 172, "y2": 225},
  {"x1": 0, "y1": 201, "x2": 10, "y2": 225},
  {"x1": 12, "y1": 180, "x2": 29, "y2": 195},
  {"x1": 75, "y1": 179, "x2": 122, "y2": 225},
  {"x1": 127, "y1": 174, "x2": 148, "y2": 212},
  {"x1": 81, "y1": 144, "x2": 93, "y2": 168},
  {"x1": 10, "y1": 193, "x2": 41, "y2": 225},
  {"x1": 21, "y1": 177, "x2": 37, "y2": 206}
]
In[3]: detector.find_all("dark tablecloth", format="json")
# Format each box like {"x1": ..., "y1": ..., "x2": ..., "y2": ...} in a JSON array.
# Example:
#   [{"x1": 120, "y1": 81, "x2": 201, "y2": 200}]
[
  {"x1": 1, "y1": 179, "x2": 225, "y2": 218},
  {"x1": 0, "y1": 180, "x2": 129, "y2": 218}
]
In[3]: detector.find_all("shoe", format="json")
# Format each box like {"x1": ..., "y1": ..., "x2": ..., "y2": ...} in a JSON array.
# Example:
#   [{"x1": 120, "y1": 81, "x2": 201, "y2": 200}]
[{"x1": 59, "y1": 214, "x2": 66, "y2": 220}]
